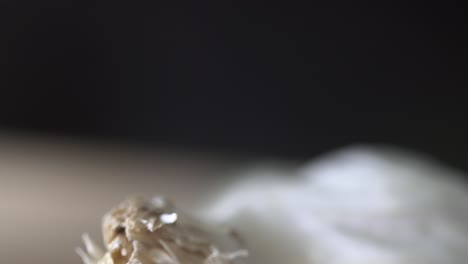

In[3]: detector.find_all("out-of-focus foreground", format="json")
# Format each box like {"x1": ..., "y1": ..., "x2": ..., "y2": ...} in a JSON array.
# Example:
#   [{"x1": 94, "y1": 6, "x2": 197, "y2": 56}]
[{"x1": 203, "y1": 146, "x2": 468, "y2": 264}]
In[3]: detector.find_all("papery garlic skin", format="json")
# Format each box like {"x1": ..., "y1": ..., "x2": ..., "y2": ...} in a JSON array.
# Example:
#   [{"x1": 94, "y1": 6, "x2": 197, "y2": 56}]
[{"x1": 203, "y1": 146, "x2": 468, "y2": 264}]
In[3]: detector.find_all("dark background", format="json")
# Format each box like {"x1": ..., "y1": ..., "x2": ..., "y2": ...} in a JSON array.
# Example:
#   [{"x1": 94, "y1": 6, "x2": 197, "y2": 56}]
[{"x1": 1, "y1": 3, "x2": 467, "y2": 168}]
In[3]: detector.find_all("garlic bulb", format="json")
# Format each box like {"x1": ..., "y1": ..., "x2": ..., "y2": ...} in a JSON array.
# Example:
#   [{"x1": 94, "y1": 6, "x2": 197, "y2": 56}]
[{"x1": 203, "y1": 146, "x2": 468, "y2": 264}]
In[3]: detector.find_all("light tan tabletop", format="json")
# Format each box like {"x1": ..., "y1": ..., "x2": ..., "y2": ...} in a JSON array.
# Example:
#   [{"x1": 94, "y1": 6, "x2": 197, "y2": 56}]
[{"x1": 0, "y1": 133, "x2": 255, "y2": 264}]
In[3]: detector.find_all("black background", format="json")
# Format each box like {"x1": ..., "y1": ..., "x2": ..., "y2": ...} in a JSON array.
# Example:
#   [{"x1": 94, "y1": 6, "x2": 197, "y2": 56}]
[{"x1": 1, "y1": 3, "x2": 467, "y2": 168}]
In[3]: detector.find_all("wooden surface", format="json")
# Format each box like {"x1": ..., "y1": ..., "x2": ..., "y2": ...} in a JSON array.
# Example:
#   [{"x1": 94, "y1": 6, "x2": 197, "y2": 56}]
[{"x1": 0, "y1": 135, "x2": 247, "y2": 264}]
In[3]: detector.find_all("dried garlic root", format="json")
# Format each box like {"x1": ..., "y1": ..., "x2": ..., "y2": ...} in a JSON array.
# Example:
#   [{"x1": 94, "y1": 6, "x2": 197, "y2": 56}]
[{"x1": 77, "y1": 196, "x2": 248, "y2": 264}]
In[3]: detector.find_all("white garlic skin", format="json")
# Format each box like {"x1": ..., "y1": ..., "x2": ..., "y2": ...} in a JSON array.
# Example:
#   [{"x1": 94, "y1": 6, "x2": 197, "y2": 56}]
[{"x1": 203, "y1": 146, "x2": 468, "y2": 264}]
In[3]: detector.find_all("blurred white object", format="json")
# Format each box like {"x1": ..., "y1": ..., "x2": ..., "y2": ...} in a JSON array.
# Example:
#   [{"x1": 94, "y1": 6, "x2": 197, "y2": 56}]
[{"x1": 202, "y1": 146, "x2": 468, "y2": 264}]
